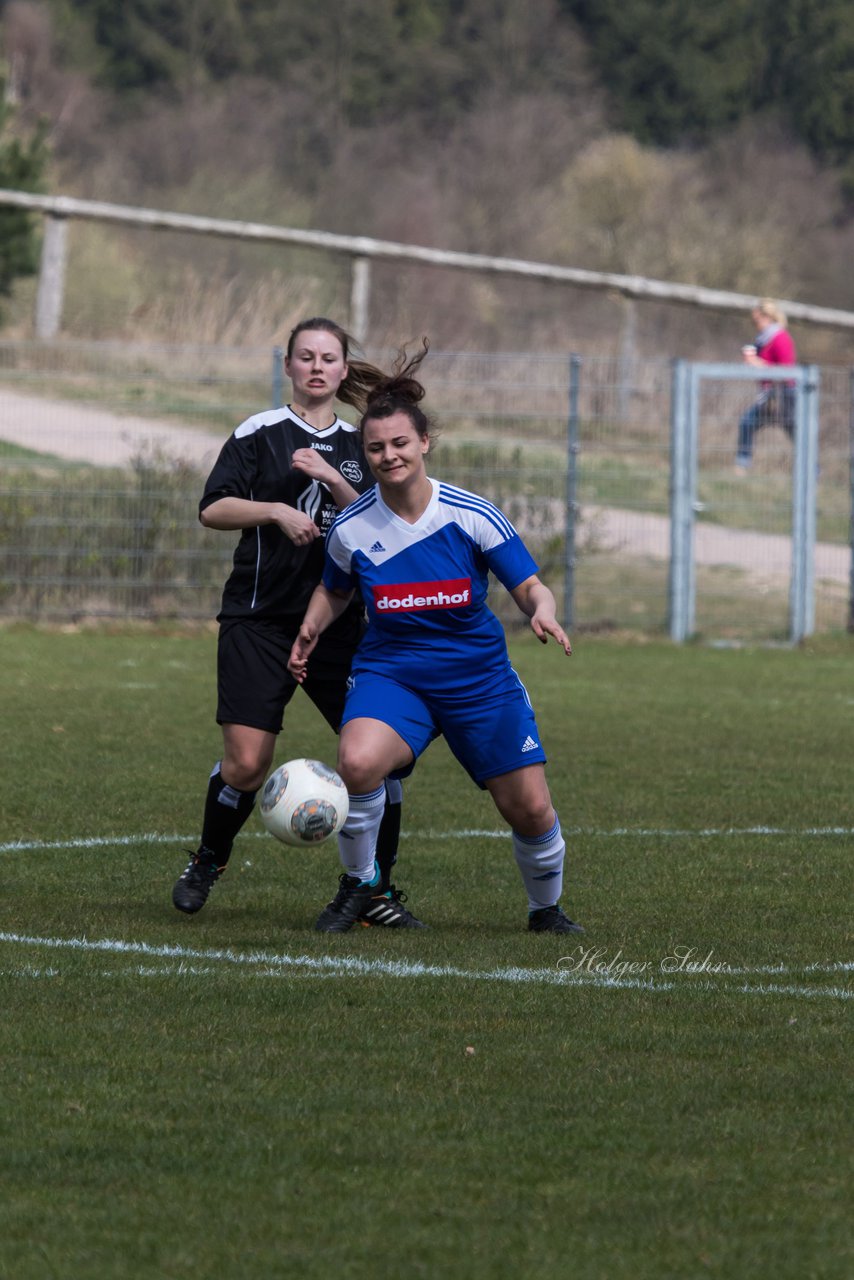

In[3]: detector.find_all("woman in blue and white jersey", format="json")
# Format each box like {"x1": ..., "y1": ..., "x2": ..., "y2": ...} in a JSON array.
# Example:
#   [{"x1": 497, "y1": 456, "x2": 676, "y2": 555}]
[
  {"x1": 289, "y1": 345, "x2": 583, "y2": 937},
  {"x1": 172, "y1": 318, "x2": 421, "y2": 930}
]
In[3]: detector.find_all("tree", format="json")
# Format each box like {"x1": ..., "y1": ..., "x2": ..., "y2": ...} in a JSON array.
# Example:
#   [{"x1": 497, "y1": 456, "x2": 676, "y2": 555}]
[
  {"x1": 564, "y1": 0, "x2": 854, "y2": 183},
  {"x1": 562, "y1": 0, "x2": 762, "y2": 144},
  {"x1": 768, "y1": 0, "x2": 854, "y2": 165},
  {"x1": 70, "y1": 0, "x2": 246, "y2": 91},
  {"x1": 0, "y1": 88, "x2": 48, "y2": 304}
]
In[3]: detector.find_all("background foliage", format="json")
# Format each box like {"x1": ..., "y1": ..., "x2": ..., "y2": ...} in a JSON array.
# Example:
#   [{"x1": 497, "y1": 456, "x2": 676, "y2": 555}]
[
  {"x1": 26, "y1": 0, "x2": 852, "y2": 164},
  {"x1": 565, "y1": 0, "x2": 854, "y2": 166},
  {"x1": 0, "y1": 0, "x2": 852, "y2": 352},
  {"x1": 0, "y1": 87, "x2": 46, "y2": 304}
]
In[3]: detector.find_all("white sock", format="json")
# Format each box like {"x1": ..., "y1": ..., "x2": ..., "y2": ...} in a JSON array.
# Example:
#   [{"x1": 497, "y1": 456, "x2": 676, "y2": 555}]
[
  {"x1": 337, "y1": 786, "x2": 386, "y2": 883},
  {"x1": 512, "y1": 817, "x2": 565, "y2": 911}
]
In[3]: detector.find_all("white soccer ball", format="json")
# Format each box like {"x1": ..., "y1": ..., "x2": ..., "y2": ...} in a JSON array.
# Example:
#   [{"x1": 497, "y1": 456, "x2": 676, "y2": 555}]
[{"x1": 259, "y1": 758, "x2": 349, "y2": 848}]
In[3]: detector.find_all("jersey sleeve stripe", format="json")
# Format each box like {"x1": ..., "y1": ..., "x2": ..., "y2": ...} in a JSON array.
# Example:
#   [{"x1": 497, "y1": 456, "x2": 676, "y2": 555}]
[
  {"x1": 328, "y1": 486, "x2": 378, "y2": 535},
  {"x1": 234, "y1": 408, "x2": 284, "y2": 438},
  {"x1": 437, "y1": 483, "x2": 517, "y2": 539},
  {"x1": 318, "y1": 417, "x2": 359, "y2": 436},
  {"x1": 233, "y1": 408, "x2": 359, "y2": 440}
]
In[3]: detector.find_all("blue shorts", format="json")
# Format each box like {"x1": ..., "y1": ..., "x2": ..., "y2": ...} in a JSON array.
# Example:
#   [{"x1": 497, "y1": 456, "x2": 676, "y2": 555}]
[{"x1": 340, "y1": 667, "x2": 547, "y2": 786}]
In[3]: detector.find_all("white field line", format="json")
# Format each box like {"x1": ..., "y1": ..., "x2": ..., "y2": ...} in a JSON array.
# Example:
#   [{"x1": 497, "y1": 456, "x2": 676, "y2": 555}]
[
  {"x1": 2, "y1": 833, "x2": 848, "y2": 1000},
  {"x1": 2, "y1": 825, "x2": 854, "y2": 857},
  {"x1": 0, "y1": 931, "x2": 849, "y2": 1001}
]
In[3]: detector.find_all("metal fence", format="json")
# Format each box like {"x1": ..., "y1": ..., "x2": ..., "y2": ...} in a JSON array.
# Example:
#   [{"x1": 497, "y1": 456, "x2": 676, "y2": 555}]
[
  {"x1": 0, "y1": 340, "x2": 851, "y2": 640},
  {"x1": 567, "y1": 356, "x2": 852, "y2": 641}
]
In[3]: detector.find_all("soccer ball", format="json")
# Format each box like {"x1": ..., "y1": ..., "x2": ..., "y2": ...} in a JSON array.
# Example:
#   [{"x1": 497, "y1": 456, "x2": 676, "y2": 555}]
[{"x1": 259, "y1": 758, "x2": 349, "y2": 848}]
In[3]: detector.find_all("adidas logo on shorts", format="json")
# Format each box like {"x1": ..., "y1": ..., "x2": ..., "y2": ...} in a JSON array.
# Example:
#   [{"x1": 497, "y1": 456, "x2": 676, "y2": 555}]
[{"x1": 521, "y1": 735, "x2": 539, "y2": 752}]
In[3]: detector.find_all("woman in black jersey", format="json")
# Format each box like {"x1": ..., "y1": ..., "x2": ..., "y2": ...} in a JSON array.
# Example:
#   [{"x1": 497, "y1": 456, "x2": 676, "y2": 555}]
[{"x1": 172, "y1": 318, "x2": 422, "y2": 928}]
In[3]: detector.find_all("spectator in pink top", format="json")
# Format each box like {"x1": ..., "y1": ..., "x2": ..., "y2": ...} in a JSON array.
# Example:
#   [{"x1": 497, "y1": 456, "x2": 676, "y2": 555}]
[{"x1": 734, "y1": 299, "x2": 798, "y2": 473}]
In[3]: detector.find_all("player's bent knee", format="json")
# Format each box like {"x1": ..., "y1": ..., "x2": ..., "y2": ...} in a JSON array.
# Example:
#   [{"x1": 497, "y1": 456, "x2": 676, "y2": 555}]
[
  {"x1": 336, "y1": 747, "x2": 385, "y2": 796},
  {"x1": 226, "y1": 764, "x2": 267, "y2": 792},
  {"x1": 222, "y1": 750, "x2": 273, "y2": 793},
  {"x1": 514, "y1": 804, "x2": 556, "y2": 837},
  {"x1": 497, "y1": 793, "x2": 555, "y2": 836}
]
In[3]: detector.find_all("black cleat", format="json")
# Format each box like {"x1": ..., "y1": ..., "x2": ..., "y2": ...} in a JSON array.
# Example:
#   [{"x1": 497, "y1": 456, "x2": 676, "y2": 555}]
[
  {"x1": 315, "y1": 873, "x2": 375, "y2": 933},
  {"x1": 528, "y1": 904, "x2": 584, "y2": 935},
  {"x1": 172, "y1": 848, "x2": 223, "y2": 915},
  {"x1": 360, "y1": 884, "x2": 426, "y2": 929}
]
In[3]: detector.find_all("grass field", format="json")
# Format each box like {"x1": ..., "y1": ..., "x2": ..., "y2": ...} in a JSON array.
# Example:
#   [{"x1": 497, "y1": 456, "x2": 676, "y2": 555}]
[{"x1": 1, "y1": 626, "x2": 852, "y2": 1279}]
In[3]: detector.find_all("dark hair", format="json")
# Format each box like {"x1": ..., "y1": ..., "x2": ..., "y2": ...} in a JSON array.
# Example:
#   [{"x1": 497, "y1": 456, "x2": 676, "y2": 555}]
[
  {"x1": 359, "y1": 340, "x2": 432, "y2": 440},
  {"x1": 285, "y1": 316, "x2": 400, "y2": 415}
]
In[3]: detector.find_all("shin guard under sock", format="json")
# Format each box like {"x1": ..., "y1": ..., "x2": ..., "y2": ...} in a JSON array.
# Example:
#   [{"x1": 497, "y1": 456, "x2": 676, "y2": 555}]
[
  {"x1": 337, "y1": 785, "x2": 386, "y2": 883},
  {"x1": 512, "y1": 817, "x2": 566, "y2": 912},
  {"x1": 200, "y1": 762, "x2": 257, "y2": 870}
]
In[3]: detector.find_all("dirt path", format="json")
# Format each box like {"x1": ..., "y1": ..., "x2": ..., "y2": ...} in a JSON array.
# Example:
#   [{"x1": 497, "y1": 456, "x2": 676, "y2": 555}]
[
  {"x1": 586, "y1": 505, "x2": 850, "y2": 586},
  {"x1": 0, "y1": 387, "x2": 226, "y2": 469},
  {"x1": 1, "y1": 387, "x2": 849, "y2": 586}
]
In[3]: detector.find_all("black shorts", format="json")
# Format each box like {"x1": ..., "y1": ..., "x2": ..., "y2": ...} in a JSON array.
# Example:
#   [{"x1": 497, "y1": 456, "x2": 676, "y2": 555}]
[{"x1": 216, "y1": 613, "x2": 364, "y2": 735}]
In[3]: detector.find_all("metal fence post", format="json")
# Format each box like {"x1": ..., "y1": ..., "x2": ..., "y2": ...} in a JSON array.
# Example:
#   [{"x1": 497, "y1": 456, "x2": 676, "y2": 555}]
[
  {"x1": 849, "y1": 368, "x2": 854, "y2": 634},
  {"x1": 790, "y1": 366, "x2": 820, "y2": 642},
  {"x1": 668, "y1": 359, "x2": 691, "y2": 642},
  {"x1": 564, "y1": 354, "x2": 581, "y2": 631},
  {"x1": 803, "y1": 365, "x2": 820, "y2": 638},
  {"x1": 686, "y1": 365, "x2": 700, "y2": 638},
  {"x1": 789, "y1": 370, "x2": 806, "y2": 642}
]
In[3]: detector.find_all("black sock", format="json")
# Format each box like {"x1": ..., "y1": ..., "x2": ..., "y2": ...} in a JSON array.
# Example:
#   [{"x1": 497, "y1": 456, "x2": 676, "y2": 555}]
[
  {"x1": 374, "y1": 786, "x2": 402, "y2": 892},
  {"x1": 199, "y1": 763, "x2": 257, "y2": 870}
]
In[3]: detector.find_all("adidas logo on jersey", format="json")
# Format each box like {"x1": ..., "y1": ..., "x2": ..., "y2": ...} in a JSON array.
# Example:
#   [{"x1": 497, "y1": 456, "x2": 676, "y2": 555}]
[
  {"x1": 521, "y1": 735, "x2": 539, "y2": 752},
  {"x1": 369, "y1": 540, "x2": 386, "y2": 553}
]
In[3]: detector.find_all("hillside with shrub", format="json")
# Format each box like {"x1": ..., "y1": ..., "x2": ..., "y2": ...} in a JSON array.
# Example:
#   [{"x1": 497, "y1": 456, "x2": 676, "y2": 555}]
[{"x1": 1, "y1": 0, "x2": 852, "y2": 357}]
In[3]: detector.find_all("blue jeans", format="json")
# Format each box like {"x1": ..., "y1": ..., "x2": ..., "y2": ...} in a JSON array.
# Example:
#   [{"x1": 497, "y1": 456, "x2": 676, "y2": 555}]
[{"x1": 736, "y1": 388, "x2": 795, "y2": 466}]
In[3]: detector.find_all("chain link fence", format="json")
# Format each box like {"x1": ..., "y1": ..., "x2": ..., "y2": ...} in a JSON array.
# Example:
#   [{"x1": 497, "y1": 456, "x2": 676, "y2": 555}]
[{"x1": 0, "y1": 340, "x2": 851, "y2": 639}]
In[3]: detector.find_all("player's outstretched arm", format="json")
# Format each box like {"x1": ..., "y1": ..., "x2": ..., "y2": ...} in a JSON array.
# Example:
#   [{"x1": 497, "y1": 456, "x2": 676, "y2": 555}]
[
  {"x1": 509, "y1": 575, "x2": 572, "y2": 655},
  {"x1": 288, "y1": 584, "x2": 355, "y2": 684}
]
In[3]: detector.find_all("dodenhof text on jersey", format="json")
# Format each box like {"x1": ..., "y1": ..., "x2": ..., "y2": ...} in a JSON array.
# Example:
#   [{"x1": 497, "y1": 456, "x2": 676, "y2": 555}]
[{"x1": 372, "y1": 578, "x2": 472, "y2": 611}]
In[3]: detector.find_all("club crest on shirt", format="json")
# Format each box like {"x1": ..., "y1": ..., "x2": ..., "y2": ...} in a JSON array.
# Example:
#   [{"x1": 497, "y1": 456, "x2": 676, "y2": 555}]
[
  {"x1": 340, "y1": 460, "x2": 363, "y2": 482},
  {"x1": 373, "y1": 579, "x2": 472, "y2": 612}
]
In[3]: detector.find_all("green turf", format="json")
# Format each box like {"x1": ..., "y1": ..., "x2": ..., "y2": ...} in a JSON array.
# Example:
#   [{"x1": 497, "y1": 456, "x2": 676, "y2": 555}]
[{"x1": 1, "y1": 627, "x2": 851, "y2": 1279}]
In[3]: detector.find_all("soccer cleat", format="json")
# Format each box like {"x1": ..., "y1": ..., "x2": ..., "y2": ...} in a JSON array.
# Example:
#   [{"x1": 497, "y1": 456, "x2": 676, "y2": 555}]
[
  {"x1": 172, "y1": 848, "x2": 223, "y2": 915},
  {"x1": 528, "y1": 904, "x2": 584, "y2": 935},
  {"x1": 315, "y1": 873, "x2": 376, "y2": 933},
  {"x1": 359, "y1": 884, "x2": 426, "y2": 929}
]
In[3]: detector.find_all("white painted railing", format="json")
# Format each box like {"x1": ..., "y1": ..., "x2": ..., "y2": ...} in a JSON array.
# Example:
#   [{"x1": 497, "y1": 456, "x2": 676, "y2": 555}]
[{"x1": 1, "y1": 188, "x2": 853, "y2": 341}]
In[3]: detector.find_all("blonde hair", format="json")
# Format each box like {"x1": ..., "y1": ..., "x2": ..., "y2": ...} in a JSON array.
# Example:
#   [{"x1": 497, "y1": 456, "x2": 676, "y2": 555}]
[{"x1": 756, "y1": 298, "x2": 787, "y2": 328}]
